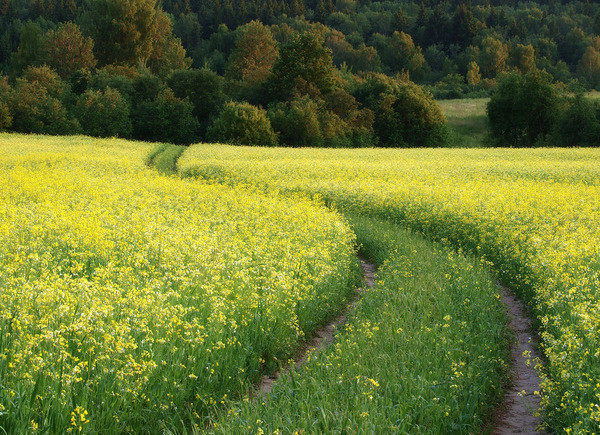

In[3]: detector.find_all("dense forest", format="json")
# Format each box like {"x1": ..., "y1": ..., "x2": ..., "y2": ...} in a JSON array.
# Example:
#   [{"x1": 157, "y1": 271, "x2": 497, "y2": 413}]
[{"x1": 1, "y1": 0, "x2": 600, "y2": 146}]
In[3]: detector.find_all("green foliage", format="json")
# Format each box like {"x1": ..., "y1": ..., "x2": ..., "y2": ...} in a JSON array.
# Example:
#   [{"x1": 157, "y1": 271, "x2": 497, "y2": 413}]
[
  {"x1": 9, "y1": 20, "x2": 43, "y2": 77},
  {"x1": 81, "y1": 0, "x2": 189, "y2": 74},
  {"x1": 487, "y1": 71, "x2": 562, "y2": 147},
  {"x1": 167, "y1": 68, "x2": 225, "y2": 133},
  {"x1": 10, "y1": 66, "x2": 80, "y2": 135},
  {"x1": 552, "y1": 94, "x2": 600, "y2": 147},
  {"x1": 268, "y1": 32, "x2": 337, "y2": 101},
  {"x1": 354, "y1": 73, "x2": 448, "y2": 147},
  {"x1": 88, "y1": 67, "x2": 136, "y2": 102},
  {"x1": 479, "y1": 37, "x2": 509, "y2": 78},
  {"x1": 268, "y1": 96, "x2": 322, "y2": 147},
  {"x1": 75, "y1": 87, "x2": 132, "y2": 138},
  {"x1": 0, "y1": 77, "x2": 13, "y2": 131},
  {"x1": 132, "y1": 88, "x2": 199, "y2": 145},
  {"x1": 208, "y1": 101, "x2": 278, "y2": 146},
  {"x1": 42, "y1": 22, "x2": 97, "y2": 79}
]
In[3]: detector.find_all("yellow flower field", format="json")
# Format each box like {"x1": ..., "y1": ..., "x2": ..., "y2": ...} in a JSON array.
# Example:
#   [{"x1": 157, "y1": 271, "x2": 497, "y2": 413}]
[
  {"x1": 180, "y1": 145, "x2": 600, "y2": 433},
  {"x1": 0, "y1": 135, "x2": 357, "y2": 433}
]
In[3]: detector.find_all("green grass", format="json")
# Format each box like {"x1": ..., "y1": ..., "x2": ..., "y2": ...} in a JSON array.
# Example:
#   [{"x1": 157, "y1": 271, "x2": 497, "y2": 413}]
[
  {"x1": 438, "y1": 98, "x2": 489, "y2": 147},
  {"x1": 210, "y1": 214, "x2": 510, "y2": 434},
  {"x1": 147, "y1": 143, "x2": 187, "y2": 174}
]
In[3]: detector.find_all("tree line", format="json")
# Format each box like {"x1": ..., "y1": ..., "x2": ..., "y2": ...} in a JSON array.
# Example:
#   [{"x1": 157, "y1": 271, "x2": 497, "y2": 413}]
[{"x1": 1, "y1": 0, "x2": 599, "y2": 146}]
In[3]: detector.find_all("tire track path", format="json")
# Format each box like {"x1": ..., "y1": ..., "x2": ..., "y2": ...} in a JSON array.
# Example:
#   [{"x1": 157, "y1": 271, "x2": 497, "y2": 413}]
[
  {"x1": 493, "y1": 284, "x2": 546, "y2": 434},
  {"x1": 259, "y1": 257, "x2": 377, "y2": 396}
]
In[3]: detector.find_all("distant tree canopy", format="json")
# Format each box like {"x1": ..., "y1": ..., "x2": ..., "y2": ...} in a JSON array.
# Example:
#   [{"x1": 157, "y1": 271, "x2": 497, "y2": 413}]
[
  {"x1": 1, "y1": 0, "x2": 599, "y2": 146},
  {"x1": 487, "y1": 71, "x2": 600, "y2": 148}
]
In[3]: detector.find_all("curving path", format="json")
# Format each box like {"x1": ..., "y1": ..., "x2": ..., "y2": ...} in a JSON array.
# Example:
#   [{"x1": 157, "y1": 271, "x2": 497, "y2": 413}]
[
  {"x1": 259, "y1": 257, "x2": 377, "y2": 396},
  {"x1": 493, "y1": 284, "x2": 546, "y2": 434}
]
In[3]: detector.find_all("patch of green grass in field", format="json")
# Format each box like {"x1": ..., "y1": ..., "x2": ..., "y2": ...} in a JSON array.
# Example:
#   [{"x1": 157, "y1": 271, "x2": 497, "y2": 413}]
[
  {"x1": 438, "y1": 98, "x2": 489, "y2": 147},
  {"x1": 150, "y1": 144, "x2": 187, "y2": 174},
  {"x1": 585, "y1": 90, "x2": 600, "y2": 101}
]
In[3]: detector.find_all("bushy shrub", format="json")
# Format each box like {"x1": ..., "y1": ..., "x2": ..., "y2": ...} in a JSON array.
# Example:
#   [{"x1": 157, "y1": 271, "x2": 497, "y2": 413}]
[
  {"x1": 167, "y1": 68, "x2": 225, "y2": 134},
  {"x1": 354, "y1": 73, "x2": 448, "y2": 147},
  {"x1": 208, "y1": 101, "x2": 278, "y2": 146},
  {"x1": 75, "y1": 87, "x2": 132, "y2": 138},
  {"x1": 487, "y1": 71, "x2": 562, "y2": 147},
  {"x1": 268, "y1": 95, "x2": 376, "y2": 148},
  {"x1": 132, "y1": 89, "x2": 200, "y2": 145},
  {"x1": 552, "y1": 94, "x2": 600, "y2": 147},
  {"x1": 0, "y1": 77, "x2": 13, "y2": 131},
  {"x1": 10, "y1": 66, "x2": 80, "y2": 135},
  {"x1": 268, "y1": 97, "x2": 324, "y2": 147}
]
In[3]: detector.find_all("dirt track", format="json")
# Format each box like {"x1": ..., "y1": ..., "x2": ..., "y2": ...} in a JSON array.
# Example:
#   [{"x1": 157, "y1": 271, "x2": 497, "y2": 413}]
[
  {"x1": 493, "y1": 284, "x2": 546, "y2": 434},
  {"x1": 259, "y1": 258, "x2": 377, "y2": 396}
]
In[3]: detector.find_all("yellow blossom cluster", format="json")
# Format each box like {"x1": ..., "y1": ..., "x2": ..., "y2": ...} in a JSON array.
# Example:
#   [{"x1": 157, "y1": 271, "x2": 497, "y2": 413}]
[
  {"x1": 181, "y1": 144, "x2": 600, "y2": 433},
  {"x1": 0, "y1": 134, "x2": 357, "y2": 433}
]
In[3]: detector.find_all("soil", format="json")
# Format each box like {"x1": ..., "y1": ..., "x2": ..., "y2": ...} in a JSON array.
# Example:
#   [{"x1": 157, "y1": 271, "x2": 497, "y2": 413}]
[
  {"x1": 492, "y1": 284, "x2": 547, "y2": 434},
  {"x1": 259, "y1": 257, "x2": 377, "y2": 396}
]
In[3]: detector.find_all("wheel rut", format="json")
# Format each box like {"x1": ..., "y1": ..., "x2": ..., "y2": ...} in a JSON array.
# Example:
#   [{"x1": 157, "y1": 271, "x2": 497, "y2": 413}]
[
  {"x1": 492, "y1": 284, "x2": 546, "y2": 434},
  {"x1": 258, "y1": 257, "x2": 377, "y2": 396}
]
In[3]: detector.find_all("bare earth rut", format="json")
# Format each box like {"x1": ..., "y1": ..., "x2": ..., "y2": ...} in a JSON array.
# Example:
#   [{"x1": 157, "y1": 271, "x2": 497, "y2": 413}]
[
  {"x1": 493, "y1": 284, "x2": 547, "y2": 434},
  {"x1": 259, "y1": 258, "x2": 377, "y2": 396}
]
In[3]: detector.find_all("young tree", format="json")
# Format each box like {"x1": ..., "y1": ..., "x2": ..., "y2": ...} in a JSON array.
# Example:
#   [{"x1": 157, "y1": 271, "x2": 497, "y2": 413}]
[
  {"x1": 226, "y1": 20, "x2": 278, "y2": 88},
  {"x1": 267, "y1": 32, "x2": 337, "y2": 101},
  {"x1": 466, "y1": 61, "x2": 481, "y2": 86},
  {"x1": 208, "y1": 101, "x2": 278, "y2": 146},
  {"x1": 75, "y1": 87, "x2": 132, "y2": 138},
  {"x1": 43, "y1": 22, "x2": 97, "y2": 79},
  {"x1": 479, "y1": 37, "x2": 509, "y2": 78}
]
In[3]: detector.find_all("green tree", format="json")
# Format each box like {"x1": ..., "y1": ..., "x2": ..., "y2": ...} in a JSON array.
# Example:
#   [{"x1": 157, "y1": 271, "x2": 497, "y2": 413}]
[
  {"x1": 511, "y1": 43, "x2": 536, "y2": 74},
  {"x1": 167, "y1": 68, "x2": 224, "y2": 134},
  {"x1": 132, "y1": 88, "x2": 199, "y2": 144},
  {"x1": 226, "y1": 20, "x2": 278, "y2": 88},
  {"x1": 10, "y1": 21, "x2": 43, "y2": 76},
  {"x1": 75, "y1": 87, "x2": 132, "y2": 138},
  {"x1": 479, "y1": 37, "x2": 509, "y2": 78},
  {"x1": 0, "y1": 77, "x2": 13, "y2": 131},
  {"x1": 82, "y1": 0, "x2": 189, "y2": 74},
  {"x1": 466, "y1": 61, "x2": 481, "y2": 86},
  {"x1": 487, "y1": 71, "x2": 562, "y2": 147},
  {"x1": 42, "y1": 22, "x2": 97, "y2": 79},
  {"x1": 380, "y1": 31, "x2": 426, "y2": 79},
  {"x1": 208, "y1": 101, "x2": 278, "y2": 146},
  {"x1": 553, "y1": 94, "x2": 600, "y2": 147},
  {"x1": 354, "y1": 73, "x2": 448, "y2": 147},
  {"x1": 268, "y1": 32, "x2": 337, "y2": 101},
  {"x1": 578, "y1": 45, "x2": 600, "y2": 89},
  {"x1": 10, "y1": 66, "x2": 80, "y2": 134}
]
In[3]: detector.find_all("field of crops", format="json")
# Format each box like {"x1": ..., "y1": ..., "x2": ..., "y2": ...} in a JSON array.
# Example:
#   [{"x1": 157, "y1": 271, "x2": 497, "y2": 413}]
[
  {"x1": 180, "y1": 145, "x2": 600, "y2": 433},
  {"x1": 211, "y1": 214, "x2": 509, "y2": 433},
  {"x1": 3, "y1": 133, "x2": 598, "y2": 433},
  {"x1": 0, "y1": 135, "x2": 358, "y2": 433}
]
